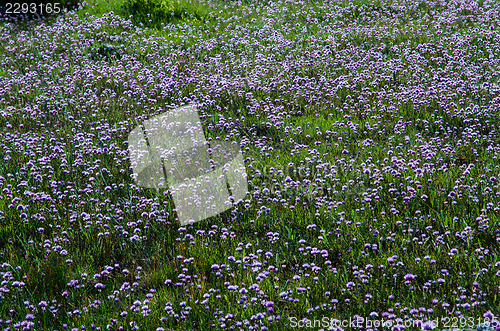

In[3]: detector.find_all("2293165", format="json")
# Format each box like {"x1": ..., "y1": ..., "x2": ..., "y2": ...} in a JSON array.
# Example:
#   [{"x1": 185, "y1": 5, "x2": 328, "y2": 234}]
[{"x1": 5, "y1": 2, "x2": 61, "y2": 15}]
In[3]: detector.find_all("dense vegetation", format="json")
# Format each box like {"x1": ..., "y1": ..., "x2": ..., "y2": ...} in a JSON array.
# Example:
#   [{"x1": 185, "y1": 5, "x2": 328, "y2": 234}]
[{"x1": 1, "y1": 0, "x2": 500, "y2": 329}]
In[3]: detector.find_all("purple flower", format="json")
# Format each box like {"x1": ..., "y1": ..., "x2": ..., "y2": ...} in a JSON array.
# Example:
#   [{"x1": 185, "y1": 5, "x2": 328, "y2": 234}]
[
  {"x1": 422, "y1": 321, "x2": 436, "y2": 330},
  {"x1": 484, "y1": 311, "x2": 494, "y2": 319},
  {"x1": 404, "y1": 274, "x2": 416, "y2": 281}
]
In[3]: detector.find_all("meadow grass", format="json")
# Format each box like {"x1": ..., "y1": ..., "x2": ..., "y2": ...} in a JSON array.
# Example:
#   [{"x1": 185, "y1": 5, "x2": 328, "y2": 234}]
[{"x1": 1, "y1": 0, "x2": 500, "y2": 330}]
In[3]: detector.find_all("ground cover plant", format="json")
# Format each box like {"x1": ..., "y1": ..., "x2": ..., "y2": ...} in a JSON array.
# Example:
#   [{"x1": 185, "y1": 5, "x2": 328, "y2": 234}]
[{"x1": 1, "y1": 0, "x2": 500, "y2": 329}]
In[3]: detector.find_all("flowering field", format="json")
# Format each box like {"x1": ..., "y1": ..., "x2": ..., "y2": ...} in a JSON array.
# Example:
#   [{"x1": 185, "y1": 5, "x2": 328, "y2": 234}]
[{"x1": 1, "y1": 0, "x2": 500, "y2": 329}]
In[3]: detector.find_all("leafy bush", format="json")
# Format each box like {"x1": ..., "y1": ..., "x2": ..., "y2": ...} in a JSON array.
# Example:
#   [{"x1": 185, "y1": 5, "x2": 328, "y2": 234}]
[
  {"x1": 56, "y1": 0, "x2": 82, "y2": 11},
  {"x1": 122, "y1": 0, "x2": 210, "y2": 27}
]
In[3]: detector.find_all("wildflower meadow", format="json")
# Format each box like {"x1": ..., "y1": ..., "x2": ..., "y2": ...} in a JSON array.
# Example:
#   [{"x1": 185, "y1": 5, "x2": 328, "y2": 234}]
[{"x1": 1, "y1": 0, "x2": 500, "y2": 330}]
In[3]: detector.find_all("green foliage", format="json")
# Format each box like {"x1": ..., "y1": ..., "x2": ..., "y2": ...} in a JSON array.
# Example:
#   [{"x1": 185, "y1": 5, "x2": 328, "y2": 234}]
[
  {"x1": 122, "y1": 0, "x2": 210, "y2": 27},
  {"x1": 2, "y1": 0, "x2": 500, "y2": 328},
  {"x1": 56, "y1": 0, "x2": 81, "y2": 11}
]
